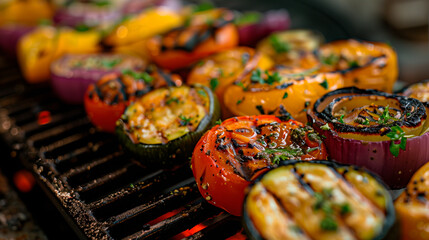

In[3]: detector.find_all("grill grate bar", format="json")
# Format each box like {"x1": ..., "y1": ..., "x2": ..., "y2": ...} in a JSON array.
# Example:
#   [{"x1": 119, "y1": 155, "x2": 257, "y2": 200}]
[
  {"x1": 122, "y1": 198, "x2": 220, "y2": 240},
  {"x1": 104, "y1": 179, "x2": 198, "y2": 228},
  {"x1": 184, "y1": 213, "x2": 242, "y2": 240},
  {"x1": 28, "y1": 117, "x2": 91, "y2": 149},
  {"x1": 40, "y1": 131, "x2": 92, "y2": 157},
  {"x1": 61, "y1": 151, "x2": 124, "y2": 179},
  {"x1": 73, "y1": 163, "x2": 133, "y2": 192}
]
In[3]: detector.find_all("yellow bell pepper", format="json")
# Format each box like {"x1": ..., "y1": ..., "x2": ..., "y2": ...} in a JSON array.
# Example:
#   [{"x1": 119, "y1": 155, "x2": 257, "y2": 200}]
[
  {"x1": 18, "y1": 26, "x2": 101, "y2": 83},
  {"x1": 0, "y1": 0, "x2": 53, "y2": 26},
  {"x1": 104, "y1": 7, "x2": 183, "y2": 46}
]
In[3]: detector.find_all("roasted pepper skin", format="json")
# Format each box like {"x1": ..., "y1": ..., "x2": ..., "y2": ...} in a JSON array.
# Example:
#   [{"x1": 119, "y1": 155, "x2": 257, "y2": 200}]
[
  {"x1": 17, "y1": 26, "x2": 101, "y2": 83},
  {"x1": 0, "y1": 0, "x2": 53, "y2": 26}
]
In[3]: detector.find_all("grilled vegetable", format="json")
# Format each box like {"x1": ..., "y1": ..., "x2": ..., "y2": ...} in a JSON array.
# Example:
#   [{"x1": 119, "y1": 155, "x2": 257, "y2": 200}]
[
  {"x1": 395, "y1": 161, "x2": 429, "y2": 240},
  {"x1": 117, "y1": 85, "x2": 220, "y2": 167},
  {"x1": 53, "y1": 1, "x2": 121, "y2": 28},
  {"x1": 0, "y1": 24, "x2": 34, "y2": 58},
  {"x1": 146, "y1": 9, "x2": 239, "y2": 70},
  {"x1": 256, "y1": 29, "x2": 324, "y2": 66},
  {"x1": 17, "y1": 26, "x2": 101, "y2": 83},
  {"x1": 235, "y1": 9, "x2": 290, "y2": 46},
  {"x1": 223, "y1": 68, "x2": 344, "y2": 123},
  {"x1": 243, "y1": 160, "x2": 395, "y2": 240},
  {"x1": 192, "y1": 115, "x2": 327, "y2": 216},
  {"x1": 0, "y1": 0, "x2": 53, "y2": 26},
  {"x1": 187, "y1": 47, "x2": 273, "y2": 117},
  {"x1": 401, "y1": 80, "x2": 429, "y2": 105},
  {"x1": 103, "y1": 7, "x2": 183, "y2": 46},
  {"x1": 307, "y1": 87, "x2": 429, "y2": 188},
  {"x1": 51, "y1": 53, "x2": 145, "y2": 104},
  {"x1": 84, "y1": 66, "x2": 179, "y2": 133},
  {"x1": 315, "y1": 39, "x2": 398, "y2": 92}
]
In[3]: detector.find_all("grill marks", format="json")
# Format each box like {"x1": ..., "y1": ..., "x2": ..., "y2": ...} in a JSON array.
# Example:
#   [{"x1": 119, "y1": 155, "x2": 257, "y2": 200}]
[{"x1": 247, "y1": 163, "x2": 387, "y2": 240}]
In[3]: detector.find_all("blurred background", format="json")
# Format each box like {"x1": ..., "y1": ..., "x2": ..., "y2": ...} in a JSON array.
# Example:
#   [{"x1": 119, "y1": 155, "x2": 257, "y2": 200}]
[{"x1": 212, "y1": 0, "x2": 429, "y2": 86}]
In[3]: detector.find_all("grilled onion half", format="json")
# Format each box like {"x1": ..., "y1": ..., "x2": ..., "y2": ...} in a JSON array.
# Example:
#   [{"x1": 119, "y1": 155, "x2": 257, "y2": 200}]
[
  {"x1": 307, "y1": 87, "x2": 429, "y2": 188},
  {"x1": 395, "y1": 161, "x2": 429, "y2": 240},
  {"x1": 243, "y1": 160, "x2": 395, "y2": 240},
  {"x1": 401, "y1": 80, "x2": 429, "y2": 105},
  {"x1": 116, "y1": 85, "x2": 220, "y2": 168}
]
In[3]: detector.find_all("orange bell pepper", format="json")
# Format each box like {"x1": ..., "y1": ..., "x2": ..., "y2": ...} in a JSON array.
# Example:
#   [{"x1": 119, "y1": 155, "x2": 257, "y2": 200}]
[
  {"x1": 256, "y1": 29, "x2": 324, "y2": 66},
  {"x1": 315, "y1": 39, "x2": 398, "y2": 92},
  {"x1": 223, "y1": 68, "x2": 343, "y2": 123},
  {"x1": 0, "y1": 0, "x2": 53, "y2": 26},
  {"x1": 395, "y1": 161, "x2": 429, "y2": 240},
  {"x1": 187, "y1": 47, "x2": 273, "y2": 117},
  {"x1": 103, "y1": 7, "x2": 183, "y2": 46},
  {"x1": 18, "y1": 26, "x2": 101, "y2": 83},
  {"x1": 146, "y1": 9, "x2": 239, "y2": 70}
]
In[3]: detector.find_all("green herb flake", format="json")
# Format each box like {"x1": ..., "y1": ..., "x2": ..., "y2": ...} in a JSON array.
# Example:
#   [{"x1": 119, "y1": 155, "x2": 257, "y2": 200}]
[
  {"x1": 235, "y1": 12, "x2": 261, "y2": 26},
  {"x1": 101, "y1": 58, "x2": 121, "y2": 69},
  {"x1": 215, "y1": 119, "x2": 222, "y2": 125},
  {"x1": 250, "y1": 69, "x2": 264, "y2": 83},
  {"x1": 236, "y1": 82, "x2": 248, "y2": 91},
  {"x1": 179, "y1": 115, "x2": 193, "y2": 126},
  {"x1": 193, "y1": 2, "x2": 214, "y2": 12},
  {"x1": 320, "y1": 54, "x2": 339, "y2": 66},
  {"x1": 319, "y1": 79, "x2": 329, "y2": 89},
  {"x1": 75, "y1": 24, "x2": 90, "y2": 32},
  {"x1": 236, "y1": 97, "x2": 244, "y2": 105},
  {"x1": 210, "y1": 78, "x2": 219, "y2": 90},
  {"x1": 363, "y1": 118, "x2": 370, "y2": 125},
  {"x1": 320, "y1": 216, "x2": 338, "y2": 231},
  {"x1": 339, "y1": 115, "x2": 344, "y2": 123},
  {"x1": 386, "y1": 126, "x2": 407, "y2": 157},
  {"x1": 265, "y1": 71, "x2": 282, "y2": 85},
  {"x1": 320, "y1": 123, "x2": 330, "y2": 131},
  {"x1": 307, "y1": 147, "x2": 319, "y2": 153},
  {"x1": 197, "y1": 89, "x2": 207, "y2": 97},
  {"x1": 348, "y1": 60, "x2": 359, "y2": 68},
  {"x1": 166, "y1": 97, "x2": 180, "y2": 105},
  {"x1": 263, "y1": 147, "x2": 304, "y2": 165},
  {"x1": 340, "y1": 203, "x2": 352, "y2": 215},
  {"x1": 269, "y1": 34, "x2": 291, "y2": 53},
  {"x1": 282, "y1": 92, "x2": 288, "y2": 99}
]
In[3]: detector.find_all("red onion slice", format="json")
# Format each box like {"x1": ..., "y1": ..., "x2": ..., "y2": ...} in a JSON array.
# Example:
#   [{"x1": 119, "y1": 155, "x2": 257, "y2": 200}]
[
  {"x1": 50, "y1": 53, "x2": 145, "y2": 104},
  {"x1": 0, "y1": 24, "x2": 34, "y2": 58}
]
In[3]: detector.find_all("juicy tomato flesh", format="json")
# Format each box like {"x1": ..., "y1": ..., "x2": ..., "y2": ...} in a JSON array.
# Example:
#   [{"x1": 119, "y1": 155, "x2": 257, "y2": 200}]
[{"x1": 192, "y1": 115, "x2": 327, "y2": 216}]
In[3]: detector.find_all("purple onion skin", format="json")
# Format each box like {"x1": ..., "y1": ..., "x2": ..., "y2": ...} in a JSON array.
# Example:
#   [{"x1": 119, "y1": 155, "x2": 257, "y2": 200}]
[
  {"x1": 238, "y1": 9, "x2": 291, "y2": 47},
  {"x1": 0, "y1": 25, "x2": 34, "y2": 58},
  {"x1": 51, "y1": 69, "x2": 118, "y2": 104},
  {"x1": 50, "y1": 54, "x2": 144, "y2": 104},
  {"x1": 53, "y1": 6, "x2": 121, "y2": 28},
  {"x1": 121, "y1": 0, "x2": 182, "y2": 15},
  {"x1": 317, "y1": 128, "x2": 429, "y2": 189}
]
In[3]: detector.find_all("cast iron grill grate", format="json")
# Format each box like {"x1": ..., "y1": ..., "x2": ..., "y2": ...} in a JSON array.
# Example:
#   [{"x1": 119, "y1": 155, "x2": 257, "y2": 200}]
[{"x1": 0, "y1": 57, "x2": 244, "y2": 239}]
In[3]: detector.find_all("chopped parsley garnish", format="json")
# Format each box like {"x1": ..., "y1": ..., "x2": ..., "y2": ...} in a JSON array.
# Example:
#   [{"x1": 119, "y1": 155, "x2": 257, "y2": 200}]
[
  {"x1": 235, "y1": 12, "x2": 261, "y2": 26},
  {"x1": 307, "y1": 147, "x2": 319, "y2": 153},
  {"x1": 75, "y1": 24, "x2": 90, "y2": 32},
  {"x1": 263, "y1": 147, "x2": 304, "y2": 165},
  {"x1": 319, "y1": 79, "x2": 329, "y2": 89},
  {"x1": 339, "y1": 115, "x2": 344, "y2": 123},
  {"x1": 210, "y1": 78, "x2": 219, "y2": 90},
  {"x1": 340, "y1": 203, "x2": 352, "y2": 215},
  {"x1": 386, "y1": 126, "x2": 407, "y2": 157},
  {"x1": 282, "y1": 92, "x2": 288, "y2": 99},
  {"x1": 122, "y1": 69, "x2": 153, "y2": 83},
  {"x1": 269, "y1": 34, "x2": 291, "y2": 53},
  {"x1": 256, "y1": 105, "x2": 265, "y2": 114},
  {"x1": 236, "y1": 82, "x2": 248, "y2": 91},
  {"x1": 166, "y1": 97, "x2": 180, "y2": 105},
  {"x1": 362, "y1": 118, "x2": 370, "y2": 125},
  {"x1": 101, "y1": 58, "x2": 121, "y2": 69},
  {"x1": 197, "y1": 89, "x2": 207, "y2": 97},
  {"x1": 193, "y1": 2, "x2": 214, "y2": 12},
  {"x1": 250, "y1": 69, "x2": 281, "y2": 85},
  {"x1": 348, "y1": 60, "x2": 359, "y2": 68},
  {"x1": 320, "y1": 216, "x2": 338, "y2": 231},
  {"x1": 179, "y1": 115, "x2": 193, "y2": 126},
  {"x1": 236, "y1": 98, "x2": 244, "y2": 105},
  {"x1": 320, "y1": 54, "x2": 339, "y2": 65},
  {"x1": 215, "y1": 119, "x2": 222, "y2": 125},
  {"x1": 378, "y1": 106, "x2": 394, "y2": 124}
]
